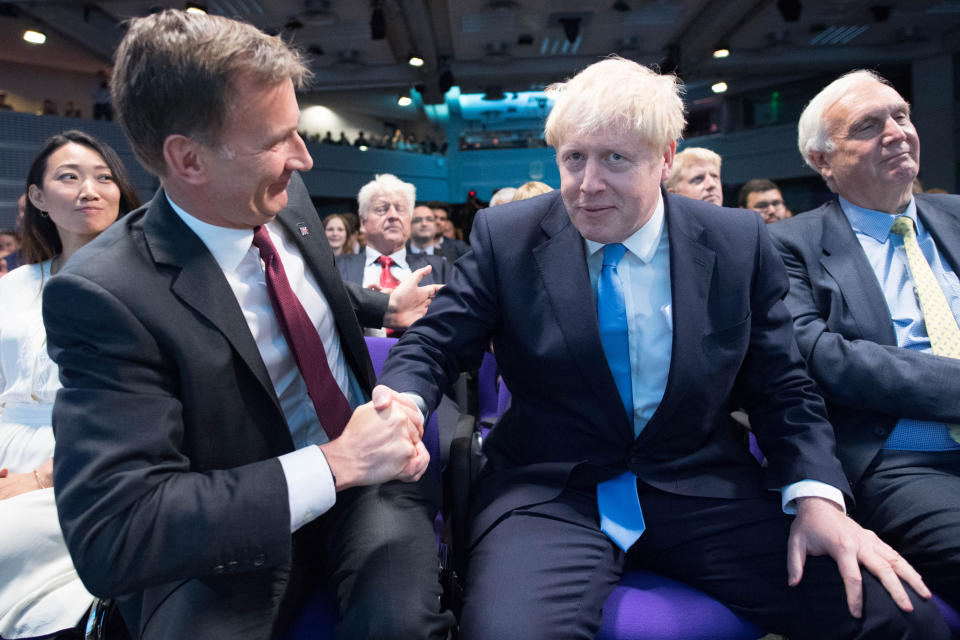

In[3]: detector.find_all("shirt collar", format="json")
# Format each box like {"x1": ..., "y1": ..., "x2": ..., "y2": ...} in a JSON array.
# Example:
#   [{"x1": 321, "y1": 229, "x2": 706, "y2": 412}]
[
  {"x1": 365, "y1": 244, "x2": 407, "y2": 266},
  {"x1": 584, "y1": 190, "x2": 665, "y2": 263},
  {"x1": 165, "y1": 193, "x2": 255, "y2": 273},
  {"x1": 839, "y1": 195, "x2": 918, "y2": 243}
]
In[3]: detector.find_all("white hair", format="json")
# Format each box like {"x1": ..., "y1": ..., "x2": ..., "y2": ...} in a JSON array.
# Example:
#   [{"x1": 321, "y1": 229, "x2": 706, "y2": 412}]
[
  {"x1": 544, "y1": 55, "x2": 686, "y2": 153},
  {"x1": 357, "y1": 173, "x2": 416, "y2": 220},
  {"x1": 797, "y1": 69, "x2": 889, "y2": 170},
  {"x1": 489, "y1": 187, "x2": 517, "y2": 207},
  {"x1": 665, "y1": 147, "x2": 721, "y2": 188}
]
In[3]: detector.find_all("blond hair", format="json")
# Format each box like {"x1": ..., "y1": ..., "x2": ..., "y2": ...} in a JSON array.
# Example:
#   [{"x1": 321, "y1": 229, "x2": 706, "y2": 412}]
[
  {"x1": 665, "y1": 147, "x2": 722, "y2": 189},
  {"x1": 544, "y1": 56, "x2": 685, "y2": 152}
]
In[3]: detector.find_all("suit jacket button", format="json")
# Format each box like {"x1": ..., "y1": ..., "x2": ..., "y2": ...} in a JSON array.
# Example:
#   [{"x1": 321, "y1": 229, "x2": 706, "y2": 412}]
[
  {"x1": 873, "y1": 427, "x2": 887, "y2": 437},
  {"x1": 253, "y1": 554, "x2": 265, "y2": 567},
  {"x1": 212, "y1": 564, "x2": 224, "y2": 575}
]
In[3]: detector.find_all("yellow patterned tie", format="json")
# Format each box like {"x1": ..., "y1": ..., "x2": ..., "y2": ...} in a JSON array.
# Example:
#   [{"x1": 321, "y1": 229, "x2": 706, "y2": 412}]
[{"x1": 890, "y1": 215, "x2": 960, "y2": 442}]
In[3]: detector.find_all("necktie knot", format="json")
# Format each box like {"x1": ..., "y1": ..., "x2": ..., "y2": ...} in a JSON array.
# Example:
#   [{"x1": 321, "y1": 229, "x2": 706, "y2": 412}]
[
  {"x1": 252, "y1": 225, "x2": 272, "y2": 251},
  {"x1": 376, "y1": 255, "x2": 395, "y2": 269},
  {"x1": 890, "y1": 215, "x2": 915, "y2": 238},
  {"x1": 603, "y1": 243, "x2": 628, "y2": 268}
]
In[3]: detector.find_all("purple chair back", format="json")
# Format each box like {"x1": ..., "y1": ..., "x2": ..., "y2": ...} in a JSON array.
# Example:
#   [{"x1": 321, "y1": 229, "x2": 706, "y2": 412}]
[{"x1": 477, "y1": 351, "x2": 499, "y2": 423}]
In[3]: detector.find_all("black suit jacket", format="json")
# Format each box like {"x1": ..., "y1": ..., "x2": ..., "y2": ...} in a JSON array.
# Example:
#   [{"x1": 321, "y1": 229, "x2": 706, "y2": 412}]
[
  {"x1": 43, "y1": 174, "x2": 382, "y2": 638},
  {"x1": 434, "y1": 236, "x2": 470, "y2": 262},
  {"x1": 769, "y1": 194, "x2": 960, "y2": 484},
  {"x1": 336, "y1": 249, "x2": 449, "y2": 286},
  {"x1": 380, "y1": 189, "x2": 849, "y2": 543}
]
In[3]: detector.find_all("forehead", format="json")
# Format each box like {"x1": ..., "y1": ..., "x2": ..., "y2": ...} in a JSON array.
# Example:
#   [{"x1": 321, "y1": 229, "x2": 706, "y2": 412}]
[
  {"x1": 371, "y1": 191, "x2": 407, "y2": 204},
  {"x1": 825, "y1": 81, "x2": 908, "y2": 129},
  {"x1": 557, "y1": 129, "x2": 652, "y2": 155},
  {"x1": 223, "y1": 77, "x2": 299, "y2": 141},
  {"x1": 747, "y1": 189, "x2": 782, "y2": 203},
  {"x1": 46, "y1": 142, "x2": 107, "y2": 170},
  {"x1": 413, "y1": 206, "x2": 433, "y2": 216},
  {"x1": 679, "y1": 160, "x2": 719, "y2": 177}
]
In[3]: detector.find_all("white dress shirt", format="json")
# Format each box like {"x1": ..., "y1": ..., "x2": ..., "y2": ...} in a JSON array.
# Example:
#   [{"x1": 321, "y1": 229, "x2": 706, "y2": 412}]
[
  {"x1": 584, "y1": 191, "x2": 844, "y2": 514},
  {"x1": 168, "y1": 195, "x2": 363, "y2": 531},
  {"x1": 361, "y1": 245, "x2": 414, "y2": 287}
]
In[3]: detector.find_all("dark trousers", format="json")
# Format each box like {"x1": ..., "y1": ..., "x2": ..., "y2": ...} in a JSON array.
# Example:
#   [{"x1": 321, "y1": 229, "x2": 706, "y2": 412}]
[
  {"x1": 855, "y1": 448, "x2": 960, "y2": 611},
  {"x1": 282, "y1": 475, "x2": 454, "y2": 640},
  {"x1": 459, "y1": 482, "x2": 948, "y2": 640}
]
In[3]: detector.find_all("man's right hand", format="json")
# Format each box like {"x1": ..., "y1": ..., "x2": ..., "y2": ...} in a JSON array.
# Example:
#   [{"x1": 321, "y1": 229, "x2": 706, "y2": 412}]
[{"x1": 318, "y1": 385, "x2": 430, "y2": 491}]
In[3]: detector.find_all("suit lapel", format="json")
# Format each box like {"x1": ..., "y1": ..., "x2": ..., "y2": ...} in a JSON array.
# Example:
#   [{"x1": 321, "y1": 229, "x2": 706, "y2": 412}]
[
  {"x1": 638, "y1": 194, "x2": 715, "y2": 442},
  {"x1": 819, "y1": 201, "x2": 897, "y2": 345},
  {"x1": 917, "y1": 195, "x2": 960, "y2": 275},
  {"x1": 142, "y1": 191, "x2": 287, "y2": 437},
  {"x1": 532, "y1": 196, "x2": 633, "y2": 435}
]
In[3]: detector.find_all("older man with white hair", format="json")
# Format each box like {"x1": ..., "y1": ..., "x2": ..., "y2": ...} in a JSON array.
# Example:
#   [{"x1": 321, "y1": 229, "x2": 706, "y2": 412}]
[
  {"x1": 336, "y1": 174, "x2": 448, "y2": 292},
  {"x1": 379, "y1": 57, "x2": 944, "y2": 638},
  {"x1": 771, "y1": 69, "x2": 960, "y2": 615}
]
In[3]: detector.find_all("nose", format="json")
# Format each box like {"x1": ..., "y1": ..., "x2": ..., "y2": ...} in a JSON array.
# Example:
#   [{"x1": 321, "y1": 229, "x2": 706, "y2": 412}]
[
  {"x1": 580, "y1": 158, "x2": 605, "y2": 194},
  {"x1": 78, "y1": 176, "x2": 101, "y2": 201},
  {"x1": 882, "y1": 116, "x2": 908, "y2": 145},
  {"x1": 287, "y1": 132, "x2": 314, "y2": 172}
]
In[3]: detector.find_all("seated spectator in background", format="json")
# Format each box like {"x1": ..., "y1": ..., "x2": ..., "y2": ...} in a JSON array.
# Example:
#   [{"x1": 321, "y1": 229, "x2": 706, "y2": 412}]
[
  {"x1": 770, "y1": 68, "x2": 960, "y2": 614},
  {"x1": 63, "y1": 101, "x2": 82, "y2": 118},
  {"x1": 0, "y1": 91, "x2": 13, "y2": 110},
  {"x1": 0, "y1": 130, "x2": 140, "y2": 638},
  {"x1": 92, "y1": 80, "x2": 112, "y2": 120},
  {"x1": 739, "y1": 178, "x2": 792, "y2": 223},
  {"x1": 338, "y1": 131, "x2": 350, "y2": 145},
  {"x1": 408, "y1": 204, "x2": 438, "y2": 255},
  {"x1": 337, "y1": 174, "x2": 448, "y2": 293},
  {"x1": 431, "y1": 202, "x2": 470, "y2": 260},
  {"x1": 0, "y1": 230, "x2": 19, "y2": 258},
  {"x1": 665, "y1": 146, "x2": 723, "y2": 205},
  {"x1": 379, "y1": 55, "x2": 945, "y2": 640},
  {"x1": 42, "y1": 11, "x2": 451, "y2": 638},
  {"x1": 40, "y1": 99, "x2": 57, "y2": 116},
  {"x1": 322, "y1": 130, "x2": 335, "y2": 144},
  {"x1": 512, "y1": 180, "x2": 553, "y2": 201},
  {"x1": 488, "y1": 187, "x2": 517, "y2": 207},
  {"x1": 323, "y1": 212, "x2": 354, "y2": 256},
  {"x1": 1, "y1": 196, "x2": 27, "y2": 275},
  {"x1": 354, "y1": 131, "x2": 368, "y2": 148}
]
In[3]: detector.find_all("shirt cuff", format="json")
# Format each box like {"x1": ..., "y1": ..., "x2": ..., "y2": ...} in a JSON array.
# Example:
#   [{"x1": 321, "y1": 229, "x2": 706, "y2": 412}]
[
  {"x1": 780, "y1": 479, "x2": 846, "y2": 515},
  {"x1": 401, "y1": 392, "x2": 428, "y2": 425},
  {"x1": 278, "y1": 446, "x2": 337, "y2": 532}
]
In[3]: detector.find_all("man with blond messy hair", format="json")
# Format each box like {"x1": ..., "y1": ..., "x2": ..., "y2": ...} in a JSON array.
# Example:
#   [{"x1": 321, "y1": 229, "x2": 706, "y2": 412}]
[
  {"x1": 665, "y1": 146, "x2": 723, "y2": 205},
  {"x1": 380, "y1": 56, "x2": 945, "y2": 638},
  {"x1": 43, "y1": 9, "x2": 451, "y2": 639}
]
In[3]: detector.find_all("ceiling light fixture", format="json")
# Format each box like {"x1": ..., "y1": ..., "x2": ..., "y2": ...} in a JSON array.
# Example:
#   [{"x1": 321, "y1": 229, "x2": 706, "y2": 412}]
[
  {"x1": 23, "y1": 30, "x2": 46, "y2": 44},
  {"x1": 712, "y1": 47, "x2": 730, "y2": 58},
  {"x1": 408, "y1": 55, "x2": 424, "y2": 67},
  {"x1": 398, "y1": 96, "x2": 413, "y2": 107},
  {"x1": 711, "y1": 81, "x2": 728, "y2": 93}
]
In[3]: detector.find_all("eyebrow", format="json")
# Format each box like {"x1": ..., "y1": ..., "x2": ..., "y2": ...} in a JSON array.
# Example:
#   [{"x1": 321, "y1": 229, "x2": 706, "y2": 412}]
[{"x1": 53, "y1": 163, "x2": 111, "y2": 171}]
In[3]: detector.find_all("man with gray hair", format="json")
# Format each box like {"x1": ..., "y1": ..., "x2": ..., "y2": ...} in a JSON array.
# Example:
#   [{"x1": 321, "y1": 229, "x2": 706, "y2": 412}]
[
  {"x1": 379, "y1": 56, "x2": 942, "y2": 638},
  {"x1": 771, "y1": 69, "x2": 960, "y2": 614},
  {"x1": 665, "y1": 146, "x2": 723, "y2": 205},
  {"x1": 42, "y1": 10, "x2": 452, "y2": 638},
  {"x1": 337, "y1": 174, "x2": 448, "y2": 293}
]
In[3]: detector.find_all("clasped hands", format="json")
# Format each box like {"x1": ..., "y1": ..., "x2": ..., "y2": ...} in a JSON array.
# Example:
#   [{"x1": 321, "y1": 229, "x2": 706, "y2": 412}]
[
  {"x1": 319, "y1": 385, "x2": 429, "y2": 491},
  {"x1": 789, "y1": 496, "x2": 930, "y2": 618}
]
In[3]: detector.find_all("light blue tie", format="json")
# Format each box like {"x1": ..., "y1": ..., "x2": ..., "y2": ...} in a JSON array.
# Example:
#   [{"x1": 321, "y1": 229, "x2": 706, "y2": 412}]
[{"x1": 595, "y1": 244, "x2": 645, "y2": 552}]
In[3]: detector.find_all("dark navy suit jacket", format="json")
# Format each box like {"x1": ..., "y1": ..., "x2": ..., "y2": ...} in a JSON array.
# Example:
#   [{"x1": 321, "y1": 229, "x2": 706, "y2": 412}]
[
  {"x1": 336, "y1": 249, "x2": 450, "y2": 286},
  {"x1": 769, "y1": 194, "x2": 960, "y2": 484},
  {"x1": 380, "y1": 188, "x2": 849, "y2": 543}
]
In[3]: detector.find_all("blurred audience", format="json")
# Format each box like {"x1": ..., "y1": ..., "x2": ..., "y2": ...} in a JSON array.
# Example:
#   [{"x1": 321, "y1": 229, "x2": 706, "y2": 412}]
[
  {"x1": 0, "y1": 130, "x2": 140, "y2": 638},
  {"x1": 488, "y1": 187, "x2": 516, "y2": 207},
  {"x1": 512, "y1": 181, "x2": 553, "y2": 201},
  {"x1": 408, "y1": 204, "x2": 438, "y2": 255},
  {"x1": 430, "y1": 202, "x2": 470, "y2": 261},
  {"x1": 323, "y1": 212, "x2": 354, "y2": 256},
  {"x1": 738, "y1": 178, "x2": 792, "y2": 223},
  {"x1": 665, "y1": 147, "x2": 723, "y2": 205}
]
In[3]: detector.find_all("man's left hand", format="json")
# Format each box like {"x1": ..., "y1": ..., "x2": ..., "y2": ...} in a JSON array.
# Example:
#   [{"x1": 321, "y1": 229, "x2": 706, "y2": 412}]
[
  {"x1": 787, "y1": 496, "x2": 930, "y2": 618},
  {"x1": 382, "y1": 265, "x2": 442, "y2": 330}
]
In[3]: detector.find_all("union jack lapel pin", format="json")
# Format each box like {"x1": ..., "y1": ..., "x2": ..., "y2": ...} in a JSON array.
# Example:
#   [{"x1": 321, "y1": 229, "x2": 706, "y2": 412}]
[{"x1": 297, "y1": 223, "x2": 310, "y2": 236}]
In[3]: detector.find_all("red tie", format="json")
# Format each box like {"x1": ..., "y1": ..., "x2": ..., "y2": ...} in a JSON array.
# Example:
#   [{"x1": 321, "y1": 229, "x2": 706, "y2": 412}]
[
  {"x1": 376, "y1": 255, "x2": 401, "y2": 290},
  {"x1": 252, "y1": 226, "x2": 351, "y2": 439}
]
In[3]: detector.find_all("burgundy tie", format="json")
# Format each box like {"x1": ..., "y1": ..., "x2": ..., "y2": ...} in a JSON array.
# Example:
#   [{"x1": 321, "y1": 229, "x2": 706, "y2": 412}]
[
  {"x1": 252, "y1": 226, "x2": 351, "y2": 439},
  {"x1": 376, "y1": 255, "x2": 401, "y2": 290}
]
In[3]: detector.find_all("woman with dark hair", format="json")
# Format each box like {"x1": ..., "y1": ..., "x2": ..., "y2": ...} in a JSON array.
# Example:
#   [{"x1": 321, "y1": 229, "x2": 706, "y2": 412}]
[
  {"x1": 0, "y1": 130, "x2": 141, "y2": 637},
  {"x1": 323, "y1": 212, "x2": 355, "y2": 256}
]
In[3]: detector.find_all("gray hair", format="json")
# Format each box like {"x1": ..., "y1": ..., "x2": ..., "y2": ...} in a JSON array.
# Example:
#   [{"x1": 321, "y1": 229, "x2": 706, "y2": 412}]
[
  {"x1": 797, "y1": 69, "x2": 889, "y2": 170},
  {"x1": 357, "y1": 174, "x2": 416, "y2": 220},
  {"x1": 112, "y1": 9, "x2": 311, "y2": 176},
  {"x1": 544, "y1": 56, "x2": 686, "y2": 153}
]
